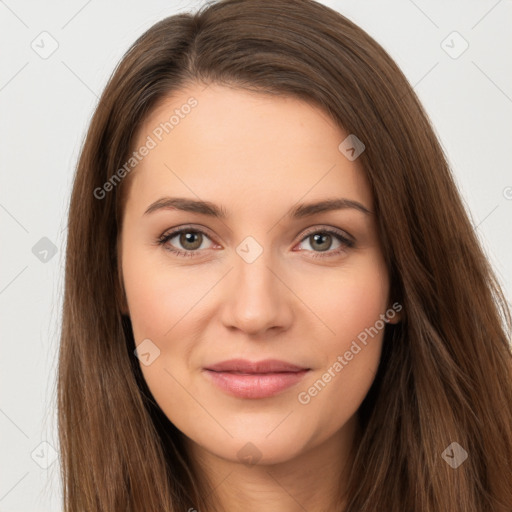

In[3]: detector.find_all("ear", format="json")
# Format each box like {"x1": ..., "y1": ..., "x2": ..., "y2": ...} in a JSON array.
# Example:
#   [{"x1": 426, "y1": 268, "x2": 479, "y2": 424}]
[{"x1": 385, "y1": 301, "x2": 403, "y2": 324}]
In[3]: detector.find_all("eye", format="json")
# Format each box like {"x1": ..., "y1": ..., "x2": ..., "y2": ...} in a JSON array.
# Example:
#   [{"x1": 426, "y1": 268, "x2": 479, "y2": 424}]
[
  {"x1": 295, "y1": 228, "x2": 354, "y2": 258},
  {"x1": 156, "y1": 225, "x2": 355, "y2": 259},
  {"x1": 157, "y1": 226, "x2": 214, "y2": 258}
]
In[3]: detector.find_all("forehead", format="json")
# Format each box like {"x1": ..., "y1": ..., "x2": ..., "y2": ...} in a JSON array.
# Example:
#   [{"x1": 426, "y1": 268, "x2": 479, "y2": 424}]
[{"x1": 125, "y1": 83, "x2": 373, "y2": 215}]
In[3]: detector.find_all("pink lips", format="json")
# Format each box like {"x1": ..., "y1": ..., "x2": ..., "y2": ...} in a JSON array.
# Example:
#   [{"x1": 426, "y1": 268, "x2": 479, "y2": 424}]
[{"x1": 203, "y1": 358, "x2": 310, "y2": 399}]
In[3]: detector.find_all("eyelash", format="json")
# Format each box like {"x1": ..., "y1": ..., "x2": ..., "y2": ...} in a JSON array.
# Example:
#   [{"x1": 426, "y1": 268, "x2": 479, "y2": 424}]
[{"x1": 156, "y1": 225, "x2": 355, "y2": 259}]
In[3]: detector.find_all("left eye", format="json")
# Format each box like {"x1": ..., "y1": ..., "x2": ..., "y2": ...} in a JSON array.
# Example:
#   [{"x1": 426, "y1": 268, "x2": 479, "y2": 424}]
[
  {"x1": 293, "y1": 228, "x2": 355, "y2": 259},
  {"x1": 157, "y1": 227, "x2": 354, "y2": 259},
  {"x1": 295, "y1": 230, "x2": 353, "y2": 256}
]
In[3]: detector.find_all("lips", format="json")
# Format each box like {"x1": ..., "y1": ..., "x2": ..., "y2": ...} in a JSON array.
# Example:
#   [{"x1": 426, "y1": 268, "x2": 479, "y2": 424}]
[
  {"x1": 203, "y1": 359, "x2": 310, "y2": 399},
  {"x1": 204, "y1": 358, "x2": 309, "y2": 374}
]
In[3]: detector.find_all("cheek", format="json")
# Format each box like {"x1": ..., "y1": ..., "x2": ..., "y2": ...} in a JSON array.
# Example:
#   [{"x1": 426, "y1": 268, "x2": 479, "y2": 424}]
[
  {"x1": 293, "y1": 257, "x2": 389, "y2": 420},
  {"x1": 299, "y1": 255, "x2": 390, "y2": 345},
  {"x1": 121, "y1": 248, "x2": 218, "y2": 404},
  {"x1": 122, "y1": 252, "x2": 208, "y2": 420},
  {"x1": 122, "y1": 246, "x2": 211, "y2": 342}
]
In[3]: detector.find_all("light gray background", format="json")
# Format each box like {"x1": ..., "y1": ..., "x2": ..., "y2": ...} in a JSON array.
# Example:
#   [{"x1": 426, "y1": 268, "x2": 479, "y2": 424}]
[{"x1": 1, "y1": 0, "x2": 511, "y2": 510}]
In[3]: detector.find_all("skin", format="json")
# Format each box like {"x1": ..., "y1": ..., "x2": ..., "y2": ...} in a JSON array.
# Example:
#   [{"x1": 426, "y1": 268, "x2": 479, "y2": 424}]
[{"x1": 119, "y1": 82, "x2": 401, "y2": 512}]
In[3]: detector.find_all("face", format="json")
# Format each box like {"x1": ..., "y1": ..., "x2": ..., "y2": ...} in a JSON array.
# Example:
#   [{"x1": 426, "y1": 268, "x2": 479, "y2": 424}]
[{"x1": 119, "y1": 83, "x2": 400, "y2": 466}]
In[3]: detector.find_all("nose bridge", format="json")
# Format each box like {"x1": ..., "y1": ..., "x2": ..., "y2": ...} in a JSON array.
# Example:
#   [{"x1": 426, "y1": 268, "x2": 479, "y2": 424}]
[{"x1": 220, "y1": 234, "x2": 292, "y2": 334}]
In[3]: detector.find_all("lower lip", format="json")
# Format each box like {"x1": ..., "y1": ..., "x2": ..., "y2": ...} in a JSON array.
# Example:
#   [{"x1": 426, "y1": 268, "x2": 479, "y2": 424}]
[{"x1": 203, "y1": 369, "x2": 309, "y2": 399}]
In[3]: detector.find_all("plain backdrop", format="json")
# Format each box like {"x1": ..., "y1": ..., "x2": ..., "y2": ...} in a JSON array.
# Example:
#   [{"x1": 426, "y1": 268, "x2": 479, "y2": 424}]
[{"x1": 1, "y1": 0, "x2": 511, "y2": 510}]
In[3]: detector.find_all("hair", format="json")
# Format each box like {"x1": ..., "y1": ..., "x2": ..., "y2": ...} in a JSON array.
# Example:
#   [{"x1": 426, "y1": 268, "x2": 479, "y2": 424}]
[{"x1": 58, "y1": 0, "x2": 512, "y2": 510}]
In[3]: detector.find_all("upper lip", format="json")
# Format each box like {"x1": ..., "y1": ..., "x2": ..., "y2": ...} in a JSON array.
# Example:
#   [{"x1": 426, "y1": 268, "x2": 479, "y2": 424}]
[{"x1": 204, "y1": 358, "x2": 309, "y2": 374}]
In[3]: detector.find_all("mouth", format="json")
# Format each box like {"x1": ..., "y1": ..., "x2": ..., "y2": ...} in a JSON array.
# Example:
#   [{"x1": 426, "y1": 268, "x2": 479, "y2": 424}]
[{"x1": 202, "y1": 359, "x2": 311, "y2": 399}]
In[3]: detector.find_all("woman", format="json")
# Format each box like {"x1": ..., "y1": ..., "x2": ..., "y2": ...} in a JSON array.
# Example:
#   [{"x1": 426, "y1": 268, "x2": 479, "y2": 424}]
[{"x1": 58, "y1": 0, "x2": 512, "y2": 510}]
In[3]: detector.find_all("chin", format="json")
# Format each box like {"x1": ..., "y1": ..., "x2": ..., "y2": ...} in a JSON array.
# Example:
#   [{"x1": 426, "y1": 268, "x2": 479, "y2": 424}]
[{"x1": 196, "y1": 430, "x2": 311, "y2": 467}]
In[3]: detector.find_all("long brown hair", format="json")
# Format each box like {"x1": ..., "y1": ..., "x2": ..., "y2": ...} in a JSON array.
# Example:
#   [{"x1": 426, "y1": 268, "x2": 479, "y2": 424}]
[{"x1": 58, "y1": 0, "x2": 512, "y2": 510}]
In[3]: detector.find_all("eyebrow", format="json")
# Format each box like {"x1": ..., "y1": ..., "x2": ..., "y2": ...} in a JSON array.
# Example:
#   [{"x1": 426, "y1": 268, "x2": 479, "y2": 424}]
[{"x1": 143, "y1": 196, "x2": 372, "y2": 218}]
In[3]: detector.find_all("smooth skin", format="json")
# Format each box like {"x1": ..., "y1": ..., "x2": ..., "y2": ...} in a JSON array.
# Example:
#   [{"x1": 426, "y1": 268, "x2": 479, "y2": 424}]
[{"x1": 119, "y1": 83, "x2": 400, "y2": 512}]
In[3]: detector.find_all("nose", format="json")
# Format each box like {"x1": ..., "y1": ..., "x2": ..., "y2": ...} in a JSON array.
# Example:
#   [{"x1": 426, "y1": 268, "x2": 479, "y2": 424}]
[{"x1": 219, "y1": 244, "x2": 294, "y2": 337}]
